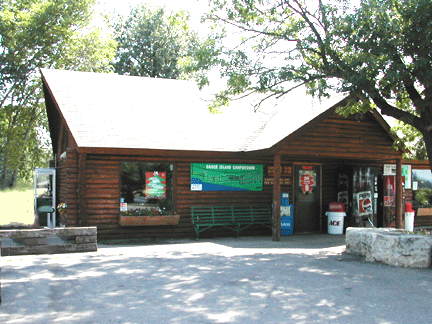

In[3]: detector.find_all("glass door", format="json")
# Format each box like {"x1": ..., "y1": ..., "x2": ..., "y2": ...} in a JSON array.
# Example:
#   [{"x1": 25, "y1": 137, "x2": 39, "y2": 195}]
[{"x1": 352, "y1": 167, "x2": 378, "y2": 227}]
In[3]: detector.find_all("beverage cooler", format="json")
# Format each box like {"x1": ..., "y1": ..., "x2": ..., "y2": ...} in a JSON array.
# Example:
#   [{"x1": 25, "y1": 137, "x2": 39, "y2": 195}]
[
  {"x1": 337, "y1": 167, "x2": 379, "y2": 228},
  {"x1": 383, "y1": 175, "x2": 396, "y2": 227}
]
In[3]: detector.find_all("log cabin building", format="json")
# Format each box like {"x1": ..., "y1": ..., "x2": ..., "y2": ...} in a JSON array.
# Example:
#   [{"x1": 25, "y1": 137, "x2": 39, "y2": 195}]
[{"x1": 41, "y1": 69, "x2": 428, "y2": 240}]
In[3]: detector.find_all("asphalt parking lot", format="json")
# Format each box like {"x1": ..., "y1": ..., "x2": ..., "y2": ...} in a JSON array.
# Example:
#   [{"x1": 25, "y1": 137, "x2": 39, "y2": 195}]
[{"x1": 1, "y1": 234, "x2": 431, "y2": 323}]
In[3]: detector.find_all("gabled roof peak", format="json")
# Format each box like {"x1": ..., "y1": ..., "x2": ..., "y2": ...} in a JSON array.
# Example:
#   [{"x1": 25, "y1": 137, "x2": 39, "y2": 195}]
[{"x1": 41, "y1": 69, "x2": 369, "y2": 153}]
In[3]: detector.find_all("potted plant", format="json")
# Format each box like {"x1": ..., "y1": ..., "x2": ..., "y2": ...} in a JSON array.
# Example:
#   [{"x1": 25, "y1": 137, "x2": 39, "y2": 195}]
[
  {"x1": 57, "y1": 202, "x2": 67, "y2": 225},
  {"x1": 119, "y1": 207, "x2": 180, "y2": 226},
  {"x1": 414, "y1": 188, "x2": 432, "y2": 216}
]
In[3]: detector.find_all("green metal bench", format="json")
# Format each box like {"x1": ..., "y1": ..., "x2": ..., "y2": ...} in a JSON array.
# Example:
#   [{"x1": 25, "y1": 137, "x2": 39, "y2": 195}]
[{"x1": 191, "y1": 206, "x2": 272, "y2": 240}]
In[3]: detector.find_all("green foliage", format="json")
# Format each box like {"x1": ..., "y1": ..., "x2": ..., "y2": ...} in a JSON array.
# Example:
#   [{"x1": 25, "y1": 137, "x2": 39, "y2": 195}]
[
  {"x1": 393, "y1": 120, "x2": 428, "y2": 161},
  {"x1": 199, "y1": 0, "x2": 432, "y2": 163},
  {"x1": 414, "y1": 188, "x2": 432, "y2": 207},
  {"x1": 0, "y1": 0, "x2": 116, "y2": 189},
  {"x1": 112, "y1": 4, "x2": 203, "y2": 79}
]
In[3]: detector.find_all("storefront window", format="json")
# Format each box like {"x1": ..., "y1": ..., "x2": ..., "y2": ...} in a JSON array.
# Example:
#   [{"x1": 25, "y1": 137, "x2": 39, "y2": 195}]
[
  {"x1": 120, "y1": 162, "x2": 174, "y2": 215},
  {"x1": 412, "y1": 169, "x2": 432, "y2": 207}
]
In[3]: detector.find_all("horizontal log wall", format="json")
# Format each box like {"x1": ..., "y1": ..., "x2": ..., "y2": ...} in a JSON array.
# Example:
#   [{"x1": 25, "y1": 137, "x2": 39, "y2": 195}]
[
  {"x1": 85, "y1": 159, "x2": 120, "y2": 226},
  {"x1": 56, "y1": 111, "x2": 412, "y2": 240},
  {"x1": 61, "y1": 149, "x2": 79, "y2": 227},
  {"x1": 76, "y1": 155, "x2": 416, "y2": 240},
  {"x1": 82, "y1": 155, "x2": 281, "y2": 240},
  {"x1": 278, "y1": 113, "x2": 402, "y2": 161}
]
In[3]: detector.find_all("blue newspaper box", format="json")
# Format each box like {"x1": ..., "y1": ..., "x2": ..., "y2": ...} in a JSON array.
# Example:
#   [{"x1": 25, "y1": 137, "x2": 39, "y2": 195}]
[
  {"x1": 281, "y1": 193, "x2": 290, "y2": 206},
  {"x1": 281, "y1": 216, "x2": 294, "y2": 235},
  {"x1": 281, "y1": 204, "x2": 294, "y2": 235}
]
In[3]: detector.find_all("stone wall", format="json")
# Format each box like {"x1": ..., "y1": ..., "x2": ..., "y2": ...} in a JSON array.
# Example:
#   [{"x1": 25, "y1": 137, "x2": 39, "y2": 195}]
[
  {"x1": 0, "y1": 227, "x2": 97, "y2": 256},
  {"x1": 345, "y1": 227, "x2": 432, "y2": 268}
]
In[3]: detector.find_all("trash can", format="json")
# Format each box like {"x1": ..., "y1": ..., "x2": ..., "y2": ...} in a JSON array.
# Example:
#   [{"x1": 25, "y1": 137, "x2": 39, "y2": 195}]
[
  {"x1": 404, "y1": 202, "x2": 415, "y2": 231},
  {"x1": 326, "y1": 202, "x2": 346, "y2": 235}
]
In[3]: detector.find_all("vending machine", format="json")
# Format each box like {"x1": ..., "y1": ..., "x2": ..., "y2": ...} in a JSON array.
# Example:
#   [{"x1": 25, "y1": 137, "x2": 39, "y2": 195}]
[
  {"x1": 383, "y1": 175, "x2": 396, "y2": 227},
  {"x1": 382, "y1": 164, "x2": 408, "y2": 227},
  {"x1": 337, "y1": 167, "x2": 379, "y2": 227}
]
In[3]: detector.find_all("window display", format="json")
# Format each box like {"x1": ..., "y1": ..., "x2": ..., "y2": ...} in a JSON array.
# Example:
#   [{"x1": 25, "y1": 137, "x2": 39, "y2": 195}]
[
  {"x1": 120, "y1": 162, "x2": 174, "y2": 215},
  {"x1": 412, "y1": 169, "x2": 432, "y2": 207}
]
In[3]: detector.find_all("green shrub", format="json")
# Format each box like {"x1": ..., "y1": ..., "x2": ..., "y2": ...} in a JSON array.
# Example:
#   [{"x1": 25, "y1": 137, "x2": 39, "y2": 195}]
[{"x1": 414, "y1": 188, "x2": 432, "y2": 207}]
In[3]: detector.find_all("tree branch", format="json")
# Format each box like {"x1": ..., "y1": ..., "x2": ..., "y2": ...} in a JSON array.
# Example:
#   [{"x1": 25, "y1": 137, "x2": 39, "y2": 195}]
[{"x1": 364, "y1": 91, "x2": 423, "y2": 130}]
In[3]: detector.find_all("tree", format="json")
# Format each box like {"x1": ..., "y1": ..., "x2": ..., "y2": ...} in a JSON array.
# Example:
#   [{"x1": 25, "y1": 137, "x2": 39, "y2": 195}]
[
  {"x1": 112, "y1": 4, "x2": 202, "y2": 79},
  {"x1": 197, "y1": 0, "x2": 432, "y2": 168},
  {"x1": 0, "y1": 0, "x2": 116, "y2": 189}
]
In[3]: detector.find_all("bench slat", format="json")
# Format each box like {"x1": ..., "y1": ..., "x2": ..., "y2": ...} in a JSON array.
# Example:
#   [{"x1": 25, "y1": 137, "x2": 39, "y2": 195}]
[{"x1": 191, "y1": 206, "x2": 272, "y2": 240}]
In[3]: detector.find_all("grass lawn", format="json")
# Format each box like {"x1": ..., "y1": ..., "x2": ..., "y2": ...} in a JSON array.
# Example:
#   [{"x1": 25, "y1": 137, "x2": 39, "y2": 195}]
[{"x1": 0, "y1": 182, "x2": 35, "y2": 226}]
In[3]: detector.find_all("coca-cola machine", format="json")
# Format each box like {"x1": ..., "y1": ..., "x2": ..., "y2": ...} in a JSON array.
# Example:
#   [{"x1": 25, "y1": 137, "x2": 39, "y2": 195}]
[{"x1": 337, "y1": 167, "x2": 379, "y2": 227}]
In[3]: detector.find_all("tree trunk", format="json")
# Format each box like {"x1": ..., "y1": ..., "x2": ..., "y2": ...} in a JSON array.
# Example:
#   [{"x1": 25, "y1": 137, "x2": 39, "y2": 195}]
[
  {"x1": 1, "y1": 163, "x2": 11, "y2": 189},
  {"x1": 419, "y1": 107, "x2": 432, "y2": 172},
  {"x1": 423, "y1": 129, "x2": 432, "y2": 172},
  {"x1": 8, "y1": 111, "x2": 41, "y2": 188}
]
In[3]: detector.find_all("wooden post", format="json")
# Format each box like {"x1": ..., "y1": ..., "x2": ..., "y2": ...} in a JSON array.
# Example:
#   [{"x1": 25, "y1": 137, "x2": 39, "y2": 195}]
[
  {"x1": 78, "y1": 153, "x2": 87, "y2": 227},
  {"x1": 395, "y1": 159, "x2": 403, "y2": 228},
  {"x1": 272, "y1": 154, "x2": 281, "y2": 241}
]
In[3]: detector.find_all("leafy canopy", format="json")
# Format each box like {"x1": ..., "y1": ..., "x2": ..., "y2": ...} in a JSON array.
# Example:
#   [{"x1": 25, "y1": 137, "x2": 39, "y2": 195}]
[
  {"x1": 0, "y1": 0, "x2": 116, "y2": 188},
  {"x1": 112, "y1": 4, "x2": 203, "y2": 79},
  {"x1": 196, "y1": 0, "x2": 432, "y2": 162}
]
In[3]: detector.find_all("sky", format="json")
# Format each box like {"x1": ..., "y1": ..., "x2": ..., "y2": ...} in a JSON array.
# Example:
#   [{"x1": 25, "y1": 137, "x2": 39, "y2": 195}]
[
  {"x1": 92, "y1": 1, "x2": 373, "y2": 120},
  {"x1": 93, "y1": 0, "x2": 335, "y2": 117},
  {"x1": 95, "y1": 0, "x2": 225, "y2": 84},
  {"x1": 97, "y1": 0, "x2": 212, "y2": 29}
]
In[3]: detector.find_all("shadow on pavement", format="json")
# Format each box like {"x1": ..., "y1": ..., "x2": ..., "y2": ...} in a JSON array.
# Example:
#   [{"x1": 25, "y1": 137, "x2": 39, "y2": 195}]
[{"x1": 1, "y1": 235, "x2": 431, "y2": 324}]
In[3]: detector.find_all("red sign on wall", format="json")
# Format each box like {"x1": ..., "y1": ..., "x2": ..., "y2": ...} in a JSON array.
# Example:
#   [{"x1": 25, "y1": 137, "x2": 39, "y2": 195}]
[{"x1": 300, "y1": 172, "x2": 315, "y2": 194}]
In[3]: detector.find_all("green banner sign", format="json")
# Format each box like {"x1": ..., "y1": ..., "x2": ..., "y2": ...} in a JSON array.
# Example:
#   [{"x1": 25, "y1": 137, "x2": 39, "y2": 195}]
[{"x1": 191, "y1": 163, "x2": 263, "y2": 191}]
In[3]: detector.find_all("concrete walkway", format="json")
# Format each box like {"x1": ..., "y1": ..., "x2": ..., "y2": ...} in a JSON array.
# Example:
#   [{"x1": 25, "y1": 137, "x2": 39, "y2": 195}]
[{"x1": 1, "y1": 234, "x2": 431, "y2": 323}]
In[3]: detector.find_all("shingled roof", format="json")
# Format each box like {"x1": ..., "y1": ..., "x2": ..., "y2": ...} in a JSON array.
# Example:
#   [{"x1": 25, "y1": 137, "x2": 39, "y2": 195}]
[{"x1": 41, "y1": 69, "x2": 347, "y2": 153}]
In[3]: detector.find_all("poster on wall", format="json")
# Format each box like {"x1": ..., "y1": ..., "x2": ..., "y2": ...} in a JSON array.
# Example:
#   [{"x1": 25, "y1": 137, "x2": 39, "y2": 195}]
[
  {"x1": 298, "y1": 169, "x2": 316, "y2": 194},
  {"x1": 190, "y1": 163, "x2": 263, "y2": 191},
  {"x1": 145, "y1": 171, "x2": 166, "y2": 199},
  {"x1": 383, "y1": 164, "x2": 412, "y2": 189}
]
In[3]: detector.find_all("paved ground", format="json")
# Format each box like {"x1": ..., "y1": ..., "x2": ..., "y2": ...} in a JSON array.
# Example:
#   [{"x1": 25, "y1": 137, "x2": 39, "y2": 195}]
[{"x1": 1, "y1": 234, "x2": 431, "y2": 324}]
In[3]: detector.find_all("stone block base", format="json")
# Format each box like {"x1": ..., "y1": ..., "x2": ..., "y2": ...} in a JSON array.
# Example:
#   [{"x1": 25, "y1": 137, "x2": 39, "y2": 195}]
[
  {"x1": 345, "y1": 227, "x2": 432, "y2": 268},
  {"x1": 0, "y1": 227, "x2": 97, "y2": 256}
]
